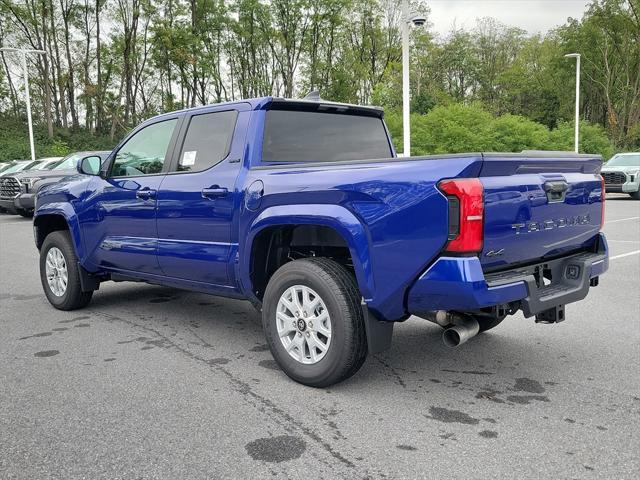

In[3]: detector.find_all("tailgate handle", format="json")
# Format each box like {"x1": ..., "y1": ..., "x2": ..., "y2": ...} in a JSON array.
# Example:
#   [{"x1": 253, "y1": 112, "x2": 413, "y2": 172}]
[{"x1": 543, "y1": 181, "x2": 568, "y2": 203}]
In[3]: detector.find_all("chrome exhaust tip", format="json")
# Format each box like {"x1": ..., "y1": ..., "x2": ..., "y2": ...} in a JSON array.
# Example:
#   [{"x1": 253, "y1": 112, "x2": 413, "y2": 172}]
[{"x1": 442, "y1": 314, "x2": 480, "y2": 348}]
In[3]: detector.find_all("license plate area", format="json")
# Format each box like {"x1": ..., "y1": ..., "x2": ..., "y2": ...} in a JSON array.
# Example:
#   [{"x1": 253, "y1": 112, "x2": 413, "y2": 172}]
[{"x1": 485, "y1": 249, "x2": 606, "y2": 319}]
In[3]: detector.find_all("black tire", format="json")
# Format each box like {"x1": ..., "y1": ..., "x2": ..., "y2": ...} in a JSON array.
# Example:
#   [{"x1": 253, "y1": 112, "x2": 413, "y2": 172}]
[
  {"x1": 262, "y1": 257, "x2": 368, "y2": 387},
  {"x1": 630, "y1": 191, "x2": 640, "y2": 200},
  {"x1": 39, "y1": 230, "x2": 93, "y2": 310},
  {"x1": 17, "y1": 208, "x2": 33, "y2": 218}
]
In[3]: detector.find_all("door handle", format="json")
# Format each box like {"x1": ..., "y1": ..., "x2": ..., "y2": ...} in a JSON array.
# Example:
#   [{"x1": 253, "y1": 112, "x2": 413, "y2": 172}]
[
  {"x1": 201, "y1": 187, "x2": 228, "y2": 199},
  {"x1": 136, "y1": 188, "x2": 156, "y2": 200}
]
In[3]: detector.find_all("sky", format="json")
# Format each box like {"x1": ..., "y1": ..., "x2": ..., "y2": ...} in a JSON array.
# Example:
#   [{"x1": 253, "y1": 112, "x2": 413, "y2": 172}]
[{"x1": 426, "y1": 0, "x2": 592, "y2": 36}]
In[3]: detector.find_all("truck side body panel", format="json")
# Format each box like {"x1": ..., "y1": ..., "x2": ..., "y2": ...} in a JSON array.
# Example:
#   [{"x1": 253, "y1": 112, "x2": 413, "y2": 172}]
[{"x1": 241, "y1": 155, "x2": 483, "y2": 320}]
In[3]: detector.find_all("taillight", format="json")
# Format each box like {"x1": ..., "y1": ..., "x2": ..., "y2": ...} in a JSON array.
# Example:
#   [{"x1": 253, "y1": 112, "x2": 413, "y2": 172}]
[
  {"x1": 600, "y1": 174, "x2": 605, "y2": 229},
  {"x1": 438, "y1": 178, "x2": 484, "y2": 253}
]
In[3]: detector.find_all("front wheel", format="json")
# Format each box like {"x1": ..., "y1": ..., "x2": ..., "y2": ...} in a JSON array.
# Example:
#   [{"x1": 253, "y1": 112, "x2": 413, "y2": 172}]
[
  {"x1": 39, "y1": 230, "x2": 93, "y2": 310},
  {"x1": 630, "y1": 191, "x2": 640, "y2": 200},
  {"x1": 262, "y1": 258, "x2": 368, "y2": 387}
]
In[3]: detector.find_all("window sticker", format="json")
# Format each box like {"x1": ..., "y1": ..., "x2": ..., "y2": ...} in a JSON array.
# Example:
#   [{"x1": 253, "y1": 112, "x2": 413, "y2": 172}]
[{"x1": 181, "y1": 150, "x2": 197, "y2": 166}]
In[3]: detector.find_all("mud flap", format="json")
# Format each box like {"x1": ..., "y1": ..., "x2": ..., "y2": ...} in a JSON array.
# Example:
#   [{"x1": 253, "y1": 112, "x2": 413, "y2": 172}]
[
  {"x1": 78, "y1": 263, "x2": 101, "y2": 292},
  {"x1": 362, "y1": 300, "x2": 394, "y2": 354}
]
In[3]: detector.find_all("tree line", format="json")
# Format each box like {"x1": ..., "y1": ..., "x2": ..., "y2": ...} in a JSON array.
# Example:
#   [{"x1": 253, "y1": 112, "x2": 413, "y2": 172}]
[{"x1": 0, "y1": 0, "x2": 638, "y2": 161}]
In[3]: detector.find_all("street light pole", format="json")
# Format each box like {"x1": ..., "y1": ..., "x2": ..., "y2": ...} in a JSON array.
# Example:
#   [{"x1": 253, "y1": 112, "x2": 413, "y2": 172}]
[
  {"x1": 565, "y1": 53, "x2": 581, "y2": 153},
  {"x1": 1, "y1": 47, "x2": 47, "y2": 162},
  {"x1": 401, "y1": 0, "x2": 411, "y2": 157},
  {"x1": 400, "y1": 2, "x2": 426, "y2": 157}
]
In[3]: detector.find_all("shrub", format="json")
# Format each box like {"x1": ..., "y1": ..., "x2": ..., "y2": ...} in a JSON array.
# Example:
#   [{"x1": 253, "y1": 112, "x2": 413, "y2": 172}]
[
  {"x1": 385, "y1": 103, "x2": 616, "y2": 159},
  {"x1": 492, "y1": 114, "x2": 551, "y2": 152},
  {"x1": 0, "y1": 115, "x2": 118, "y2": 162},
  {"x1": 548, "y1": 121, "x2": 615, "y2": 159}
]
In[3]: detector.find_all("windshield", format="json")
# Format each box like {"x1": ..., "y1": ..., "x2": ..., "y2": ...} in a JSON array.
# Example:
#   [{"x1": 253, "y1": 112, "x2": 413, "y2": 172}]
[
  {"x1": 26, "y1": 161, "x2": 45, "y2": 170},
  {"x1": 52, "y1": 153, "x2": 83, "y2": 170},
  {"x1": 1, "y1": 162, "x2": 32, "y2": 174},
  {"x1": 32, "y1": 158, "x2": 62, "y2": 170},
  {"x1": 606, "y1": 154, "x2": 640, "y2": 167},
  {"x1": 22, "y1": 161, "x2": 42, "y2": 171},
  {"x1": 0, "y1": 163, "x2": 15, "y2": 173},
  {"x1": 41, "y1": 161, "x2": 59, "y2": 170}
]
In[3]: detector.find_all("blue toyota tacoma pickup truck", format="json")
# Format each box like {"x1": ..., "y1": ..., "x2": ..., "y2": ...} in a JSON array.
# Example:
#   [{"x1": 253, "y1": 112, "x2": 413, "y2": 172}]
[{"x1": 34, "y1": 96, "x2": 609, "y2": 387}]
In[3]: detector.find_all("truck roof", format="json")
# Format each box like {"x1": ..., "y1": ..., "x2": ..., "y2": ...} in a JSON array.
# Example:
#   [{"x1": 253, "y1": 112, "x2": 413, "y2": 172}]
[{"x1": 148, "y1": 96, "x2": 384, "y2": 124}]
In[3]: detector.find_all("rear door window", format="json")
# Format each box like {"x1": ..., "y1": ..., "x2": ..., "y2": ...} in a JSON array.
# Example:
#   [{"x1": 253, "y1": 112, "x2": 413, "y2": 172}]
[
  {"x1": 176, "y1": 110, "x2": 238, "y2": 172},
  {"x1": 262, "y1": 110, "x2": 392, "y2": 163}
]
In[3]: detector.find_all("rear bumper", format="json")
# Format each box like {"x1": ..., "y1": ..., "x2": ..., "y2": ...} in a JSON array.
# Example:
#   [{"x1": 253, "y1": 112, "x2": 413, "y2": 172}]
[{"x1": 407, "y1": 233, "x2": 608, "y2": 317}]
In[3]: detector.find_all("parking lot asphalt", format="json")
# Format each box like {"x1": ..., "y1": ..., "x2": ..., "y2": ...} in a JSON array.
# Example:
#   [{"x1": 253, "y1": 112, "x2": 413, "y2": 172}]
[{"x1": 1, "y1": 196, "x2": 639, "y2": 479}]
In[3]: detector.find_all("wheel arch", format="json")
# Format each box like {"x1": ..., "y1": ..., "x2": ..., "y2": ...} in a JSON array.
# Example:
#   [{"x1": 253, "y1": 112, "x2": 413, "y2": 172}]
[
  {"x1": 241, "y1": 204, "x2": 374, "y2": 304},
  {"x1": 33, "y1": 206, "x2": 84, "y2": 259}
]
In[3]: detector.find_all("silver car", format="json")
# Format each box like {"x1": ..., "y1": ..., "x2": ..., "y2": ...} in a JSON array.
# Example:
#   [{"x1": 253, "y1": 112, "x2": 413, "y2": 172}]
[
  {"x1": 0, "y1": 151, "x2": 110, "y2": 217},
  {"x1": 601, "y1": 152, "x2": 640, "y2": 200}
]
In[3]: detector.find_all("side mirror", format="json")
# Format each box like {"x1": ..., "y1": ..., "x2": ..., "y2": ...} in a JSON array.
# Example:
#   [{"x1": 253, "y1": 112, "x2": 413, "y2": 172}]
[{"x1": 78, "y1": 155, "x2": 102, "y2": 176}]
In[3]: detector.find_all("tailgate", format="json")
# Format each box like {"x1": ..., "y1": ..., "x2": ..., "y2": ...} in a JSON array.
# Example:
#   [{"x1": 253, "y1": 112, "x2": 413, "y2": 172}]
[{"x1": 479, "y1": 153, "x2": 604, "y2": 270}]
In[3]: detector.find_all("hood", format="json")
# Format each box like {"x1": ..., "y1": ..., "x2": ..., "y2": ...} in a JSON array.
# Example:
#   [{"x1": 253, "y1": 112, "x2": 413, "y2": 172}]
[{"x1": 10, "y1": 168, "x2": 78, "y2": 181}]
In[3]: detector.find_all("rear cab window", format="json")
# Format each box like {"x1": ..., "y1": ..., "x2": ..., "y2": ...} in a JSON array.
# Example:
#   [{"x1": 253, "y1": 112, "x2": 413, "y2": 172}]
[{"x1": 261, "y1": 106, "x2": 393, "y2": 164}]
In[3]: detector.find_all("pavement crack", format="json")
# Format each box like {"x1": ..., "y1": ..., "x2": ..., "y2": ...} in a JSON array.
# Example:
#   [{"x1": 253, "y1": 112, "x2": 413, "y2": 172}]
[
  {"x1": 89, "y1": 308, "x2": 364, "y2": 475},
  {"x1": 373, "y1": 355, "x2": 407, "y2": 388}
]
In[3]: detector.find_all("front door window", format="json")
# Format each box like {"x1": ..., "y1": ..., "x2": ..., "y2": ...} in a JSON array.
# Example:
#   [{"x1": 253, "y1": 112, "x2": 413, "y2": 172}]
[{"x1": 110, "y1": 119, "x2": 178, "y2": 177}]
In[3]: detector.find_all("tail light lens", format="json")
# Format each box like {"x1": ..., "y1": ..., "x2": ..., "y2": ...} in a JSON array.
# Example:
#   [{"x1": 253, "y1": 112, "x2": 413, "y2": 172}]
[
  {"x1": 600, "y1": 174, "x2": 605, "y2": 229},
  {"x1": 438, "y1": 178, "x2": 484, "y2": 253}
]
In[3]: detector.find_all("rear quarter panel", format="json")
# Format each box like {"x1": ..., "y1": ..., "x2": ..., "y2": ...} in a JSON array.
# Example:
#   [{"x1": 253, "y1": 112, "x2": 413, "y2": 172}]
[{"x1": 240, "y1": 156, "x2": 483, "y2": 321}]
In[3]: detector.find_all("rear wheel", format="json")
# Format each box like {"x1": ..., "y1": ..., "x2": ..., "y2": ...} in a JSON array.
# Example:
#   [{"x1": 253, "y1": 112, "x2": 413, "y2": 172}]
[
  {"x1": 262, "y1": 257, "x2": 367, "y2": 387},
  {"x1": 39, "y1": 230, "x2": 93, "y2": 310}
]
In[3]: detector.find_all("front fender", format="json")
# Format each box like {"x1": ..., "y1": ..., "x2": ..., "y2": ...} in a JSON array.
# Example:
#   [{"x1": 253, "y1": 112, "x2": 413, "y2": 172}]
[
  {"x1": 240, "y1": 204, "x2": 374, "y2": 302},
  {"x1": 34, "y1": 177, "x2": 63, "y2": 194},
  {"x1": 34, "y1": 203, "x2": 84, "y2": 260}
]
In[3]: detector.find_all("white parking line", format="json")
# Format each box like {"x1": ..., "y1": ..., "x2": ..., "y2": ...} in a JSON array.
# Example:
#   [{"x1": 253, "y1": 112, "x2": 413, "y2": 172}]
[
  {"x1": 610, "y1": 250, "x2": 640, "y2": 260},
  {"x1": 605, "y1": 216, "x2": 640, "y2": 224}
]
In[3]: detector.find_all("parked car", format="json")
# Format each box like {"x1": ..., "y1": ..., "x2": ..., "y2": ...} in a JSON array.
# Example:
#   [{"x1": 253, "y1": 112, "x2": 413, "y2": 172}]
[
  {"x1": 0, "y1": 151, "x2": 110, "y2": 217},
  {"x1": 0, "y1": 162, "x2": 18, "y2": 175},
  {"x1": 0, "y1": 161, "x2": 33, "y2": 213},
  {"x1": 33, "y1": 96, "x2": 608, "y2": 387},
  {"x1": 0, "y1": 160, "x2": 36, "y2": 177},
  {"x1": 30, "y1": 157, "x2": 63, "y2": 171},
  {"x1": 601, "y1": 152, "x2": 640, "y2": 199}
]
